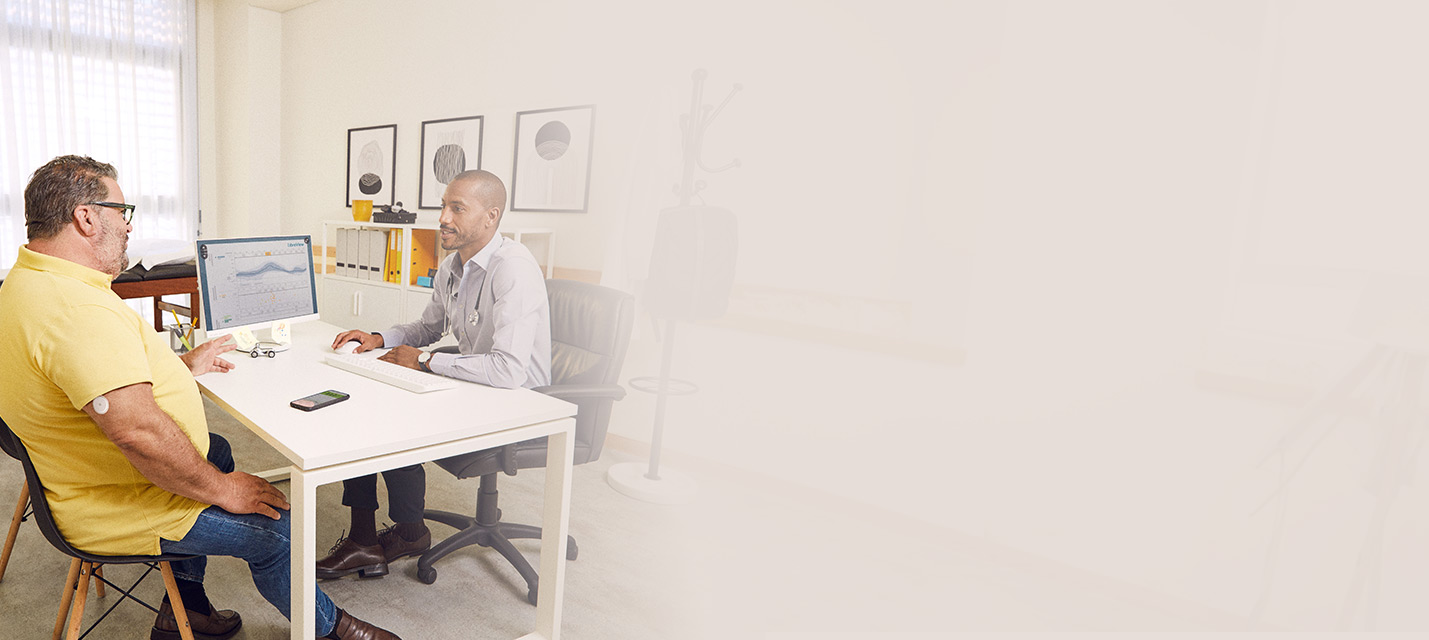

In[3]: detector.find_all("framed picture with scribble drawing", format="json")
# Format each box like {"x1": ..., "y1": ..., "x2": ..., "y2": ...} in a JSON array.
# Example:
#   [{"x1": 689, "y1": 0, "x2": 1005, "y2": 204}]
[
  {"x1": 418, "y1": 116, "x2": 484, "y2": 210},
  {"x1": 346, "y1": 124, "x2": 397, "y2": 208}
]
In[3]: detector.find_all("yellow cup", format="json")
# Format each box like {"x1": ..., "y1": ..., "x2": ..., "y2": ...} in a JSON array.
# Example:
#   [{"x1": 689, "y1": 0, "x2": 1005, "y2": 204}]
[{"x1": 353, "y1": 199, "x2": 373, "y2": 222}]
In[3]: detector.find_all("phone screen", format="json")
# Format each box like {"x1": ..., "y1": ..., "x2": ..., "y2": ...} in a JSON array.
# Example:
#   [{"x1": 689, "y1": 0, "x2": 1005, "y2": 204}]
[{"x1": 290, "y1": 390, "x2": 350, "y2": 411}]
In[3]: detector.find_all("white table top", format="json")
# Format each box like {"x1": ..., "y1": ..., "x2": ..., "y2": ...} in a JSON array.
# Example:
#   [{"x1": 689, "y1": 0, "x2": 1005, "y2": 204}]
[{"x1": 196, "y1": 320, "x2": 575, "y2": 470}]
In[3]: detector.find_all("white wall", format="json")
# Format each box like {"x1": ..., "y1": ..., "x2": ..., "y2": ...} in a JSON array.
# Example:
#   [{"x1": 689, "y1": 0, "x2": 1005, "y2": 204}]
[
  {"x1": 271, "y1": 0, "x2": 987, "y2": 287},
  {"x1": 203, "y1": 0, "x2": 1429, "y2": 408},
  {"x1": 278, "y1": 0, "x2": 648, "y2": 272},
  {"x1": 198, "y1": 0, "x2": 284, "y2": 239},
  {"x1": 196, "y1": 0, "x2": 1429, "y2": 630},
  {"x1": 1198, "y1": 0, "x2": 1429, "y2": 397}
]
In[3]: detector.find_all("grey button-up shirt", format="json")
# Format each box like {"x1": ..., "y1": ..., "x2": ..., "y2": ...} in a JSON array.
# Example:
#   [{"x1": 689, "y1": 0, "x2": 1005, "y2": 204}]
[{"x1": 379, "y1": 235, "x2": 551, "y2": 389}]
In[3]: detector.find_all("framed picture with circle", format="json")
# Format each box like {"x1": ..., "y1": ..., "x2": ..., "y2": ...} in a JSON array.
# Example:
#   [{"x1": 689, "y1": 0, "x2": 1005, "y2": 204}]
[
  {"x1": 346, "y1": 124, "x2": 396, "y2": 207},
  {"x1": 511, "y1": 105, "x2": 595, "y2": 213},
  {"x1": 418, "y1": 116, "x2": 485, "y2": 210}
]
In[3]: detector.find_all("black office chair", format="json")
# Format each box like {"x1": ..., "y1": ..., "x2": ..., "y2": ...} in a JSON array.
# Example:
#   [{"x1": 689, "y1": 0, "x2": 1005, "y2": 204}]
[
  {"x1": 417, "y1": 278, "x2": 635, "y2": 605},
  {"x1": 0, "y1": 416, "x2": 200, "y2": 640}
]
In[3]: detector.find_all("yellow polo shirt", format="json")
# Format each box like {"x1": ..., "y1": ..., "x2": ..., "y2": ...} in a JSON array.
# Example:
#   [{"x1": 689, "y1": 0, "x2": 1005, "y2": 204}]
[{"x1": 0, "y1": 246, "x2": 209, "y2": 555}]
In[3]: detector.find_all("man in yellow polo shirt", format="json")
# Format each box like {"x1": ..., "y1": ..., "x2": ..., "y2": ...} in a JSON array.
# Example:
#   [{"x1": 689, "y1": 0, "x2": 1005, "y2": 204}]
[{"x1": 0, "y1": 156, "x2": 400, "y2": 640}]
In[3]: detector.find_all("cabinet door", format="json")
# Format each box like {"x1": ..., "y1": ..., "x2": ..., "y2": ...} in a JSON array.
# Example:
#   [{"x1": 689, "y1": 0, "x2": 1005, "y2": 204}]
[
  {"x1": 402, "y1": 287, "x2": 438, "y2": 324},
  {"x1": 321, "y1": 278, "x2": 402, "y2": 330}
]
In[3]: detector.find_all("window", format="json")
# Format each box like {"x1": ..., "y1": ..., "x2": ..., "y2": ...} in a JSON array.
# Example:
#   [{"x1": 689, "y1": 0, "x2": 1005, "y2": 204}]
[{"x1": 0, "y1": 0, "x2": 197, "y2": 269}]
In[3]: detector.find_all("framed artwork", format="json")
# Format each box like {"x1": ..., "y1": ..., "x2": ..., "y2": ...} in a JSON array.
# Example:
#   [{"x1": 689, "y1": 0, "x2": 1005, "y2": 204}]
[
  {"x1": 346, "y1": 124, "x2": 396, "y2": 207},
  {"x1": 511, "y1": 104, "x2": 595, "y2": 212},
  {"x1": 418, "y1": 116, "x2": 485, "y2": 209}
]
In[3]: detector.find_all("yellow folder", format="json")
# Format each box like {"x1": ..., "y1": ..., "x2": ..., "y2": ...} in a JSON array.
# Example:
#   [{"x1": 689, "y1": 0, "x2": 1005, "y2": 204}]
[
  {"x1": 384, "y1": 230, "x2": 402, "y2": 283},
  {"x1": 410, "y1": 229, "x2": 438, "y2": 286}
]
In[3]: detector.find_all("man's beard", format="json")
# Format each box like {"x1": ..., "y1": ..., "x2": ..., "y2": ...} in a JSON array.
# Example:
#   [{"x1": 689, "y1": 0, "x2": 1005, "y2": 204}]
[
  {"x1": 98, "y1": 215, "x2": 129, "y2": 277},
  {"x1": 440, "y1": 225, "x2": 460, "y2": 251}
]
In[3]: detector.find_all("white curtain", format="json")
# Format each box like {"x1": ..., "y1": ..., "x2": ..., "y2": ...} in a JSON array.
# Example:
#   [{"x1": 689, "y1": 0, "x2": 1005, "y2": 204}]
[{"x1": 0, "y1": 0, "x2": 198, "y2": 270}]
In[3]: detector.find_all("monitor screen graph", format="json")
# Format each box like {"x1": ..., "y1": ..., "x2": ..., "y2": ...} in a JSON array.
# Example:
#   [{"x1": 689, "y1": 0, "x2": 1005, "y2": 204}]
[{"x1": 197, "y1": 235, "x2": 320, "y2": 336}]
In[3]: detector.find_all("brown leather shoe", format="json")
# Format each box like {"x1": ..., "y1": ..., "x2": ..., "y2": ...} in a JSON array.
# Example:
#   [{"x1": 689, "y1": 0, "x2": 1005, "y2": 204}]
[
  {"x1": 316, "y1": 535, "x2": 389, "y2": 579},
  {"x1": 377, "y1": 524, "x2": 430, "y2": 562},
  {"x1": 329, "y1": 608, "x2": 402, "y2": 640},
  {"x1": 151, "y1": 598, "x2": 242, "y2": 640}
]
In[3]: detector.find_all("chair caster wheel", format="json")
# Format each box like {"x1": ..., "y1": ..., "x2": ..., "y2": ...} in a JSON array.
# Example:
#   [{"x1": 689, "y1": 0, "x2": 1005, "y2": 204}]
[
  {"x1": 526, "y1": 587, "x2": 538, "y2": 606},
  {"x1": 418, "y1": 566, "x2": 437, "y2": 585}
]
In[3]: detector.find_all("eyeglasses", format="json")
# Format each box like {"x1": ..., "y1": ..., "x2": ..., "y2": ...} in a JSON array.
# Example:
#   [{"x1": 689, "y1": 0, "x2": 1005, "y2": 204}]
[{"x1": 86, "y1": 201, "x2": 135, "y2": 224}]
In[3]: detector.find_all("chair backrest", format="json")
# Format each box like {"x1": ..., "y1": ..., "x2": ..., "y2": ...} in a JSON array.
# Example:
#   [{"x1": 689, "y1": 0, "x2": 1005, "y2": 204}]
[
  {"x1": 0, "y1": 415, "x2": 21, "y2": 461},
  {"x1": 0, "y1": 415, "x2": 189, "y2": 564},
  {"x1": 435, "y1": 278, "x2": 637, "y2": 479},
  {"x1": 545, "y1": 279, "x2": 635, "y2": 461},
  {"x1": 0, "y1": 415, "x2": 85, "y2": 560},
  {"x1": 548, "y1": 279, "x2": 635, "y2": 388}
]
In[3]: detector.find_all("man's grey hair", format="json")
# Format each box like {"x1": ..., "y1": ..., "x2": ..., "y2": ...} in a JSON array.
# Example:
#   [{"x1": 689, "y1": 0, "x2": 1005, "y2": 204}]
[{"x1": 24, "y1": 155, "x2": 117, "y2": 240}]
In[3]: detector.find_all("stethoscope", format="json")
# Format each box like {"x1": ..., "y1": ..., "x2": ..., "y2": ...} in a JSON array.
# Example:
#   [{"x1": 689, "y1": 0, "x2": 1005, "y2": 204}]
[{"x1": 444, "y1": 270, "x2": 483, "y2": 337}]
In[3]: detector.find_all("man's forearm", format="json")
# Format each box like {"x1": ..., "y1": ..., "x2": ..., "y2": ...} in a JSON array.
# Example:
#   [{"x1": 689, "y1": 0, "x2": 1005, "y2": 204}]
[
  {"x1": 88, "y1": 382, "x2": 286, "y2": 519},
  {"x1": 436, "y1": 349, "x2": 527, "y2": 388},
  {"x1": 107, "y1": 411, "x2": 228, "y2": 507}
]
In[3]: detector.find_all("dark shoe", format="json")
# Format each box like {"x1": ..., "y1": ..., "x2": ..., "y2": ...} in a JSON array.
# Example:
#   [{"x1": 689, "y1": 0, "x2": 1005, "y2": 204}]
[
  {"x1": 316, "y1": 534, "x2": 389, "y2": 579},
  {"x1": 151, "y1": 598, "x2": 242, "y2": 640},
  {"x1": 377, "y1": 524, "x2": 430, "y2": 562},
  {"x1": 329, "y1": 608, "x2": 402, "y2": 640}
]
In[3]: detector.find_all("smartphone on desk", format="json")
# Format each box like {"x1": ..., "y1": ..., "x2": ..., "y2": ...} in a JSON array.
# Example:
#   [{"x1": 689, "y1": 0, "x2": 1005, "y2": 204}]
[{"x1": 290, "y1": 390, "x2": 350, "y2": 411}]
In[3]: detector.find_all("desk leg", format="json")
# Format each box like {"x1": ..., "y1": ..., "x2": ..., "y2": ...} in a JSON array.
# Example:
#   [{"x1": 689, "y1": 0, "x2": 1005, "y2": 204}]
[
  {"x1": 290, "y1": 470, "x2": 318, "y2": 640},
  {"x1": 535, "y1": 422, "x2": 573, "y2": 639}
]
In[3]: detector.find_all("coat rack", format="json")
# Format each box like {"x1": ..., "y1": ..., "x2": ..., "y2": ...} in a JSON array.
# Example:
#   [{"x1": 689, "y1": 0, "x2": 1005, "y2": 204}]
[{"x1": 607, "y1": 69, "x2": 741, "y2": 504}]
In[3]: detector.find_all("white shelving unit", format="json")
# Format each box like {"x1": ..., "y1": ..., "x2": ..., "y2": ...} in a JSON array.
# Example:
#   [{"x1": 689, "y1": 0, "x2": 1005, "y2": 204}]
[{"x1": 319, "y1": 221, "x2": 554, "y2": 330}]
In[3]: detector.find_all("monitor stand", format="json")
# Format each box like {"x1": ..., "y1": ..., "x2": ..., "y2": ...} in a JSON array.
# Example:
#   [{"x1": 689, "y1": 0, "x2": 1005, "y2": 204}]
[{"x1": 232, "y1": 321, "x2": 294, "y2": 353}]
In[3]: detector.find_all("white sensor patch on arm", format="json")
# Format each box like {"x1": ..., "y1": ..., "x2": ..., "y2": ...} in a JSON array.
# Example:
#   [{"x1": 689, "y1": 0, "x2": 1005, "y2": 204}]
[{"x1": 92, "y1": 395, "x2": 109, "y2": 415}]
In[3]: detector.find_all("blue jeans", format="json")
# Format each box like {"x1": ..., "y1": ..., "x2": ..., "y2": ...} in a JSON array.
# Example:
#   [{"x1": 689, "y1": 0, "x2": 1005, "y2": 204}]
[{"x1": 160, "y1": 434, "x2": 339, "y2": 637}]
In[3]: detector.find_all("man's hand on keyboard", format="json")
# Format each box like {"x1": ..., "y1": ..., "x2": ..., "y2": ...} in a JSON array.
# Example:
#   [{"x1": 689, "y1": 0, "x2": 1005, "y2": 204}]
[
  {"x1": 332, "y1": 329, "x2": 384, "y2": 353},
  {"x1": 378, "y1": 345, "x2": 424, "y2": 370}
]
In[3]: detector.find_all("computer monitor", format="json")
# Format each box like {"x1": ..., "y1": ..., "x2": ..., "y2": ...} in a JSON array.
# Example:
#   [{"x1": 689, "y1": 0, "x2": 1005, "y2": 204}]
[{"x1": 196, "y1": 235, "x2": 320, "y2": 345}]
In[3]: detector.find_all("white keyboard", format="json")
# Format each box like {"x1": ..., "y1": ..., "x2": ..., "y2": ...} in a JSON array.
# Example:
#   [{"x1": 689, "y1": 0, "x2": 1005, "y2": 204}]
[{"x1": 324, "y1": 353, "x2": 458, "y2": 393}]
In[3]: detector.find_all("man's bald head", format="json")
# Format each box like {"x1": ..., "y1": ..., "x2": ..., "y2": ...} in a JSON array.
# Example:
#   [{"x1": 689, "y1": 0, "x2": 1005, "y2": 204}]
[{"x1": 449, "y1": 170, "x2": 507, "y2": 222}]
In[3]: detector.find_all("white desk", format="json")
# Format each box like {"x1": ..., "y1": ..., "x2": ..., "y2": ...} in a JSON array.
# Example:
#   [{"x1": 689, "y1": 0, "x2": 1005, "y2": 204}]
[{"x1": 196, "y1": 321, "x2": 576, "y2": 640}]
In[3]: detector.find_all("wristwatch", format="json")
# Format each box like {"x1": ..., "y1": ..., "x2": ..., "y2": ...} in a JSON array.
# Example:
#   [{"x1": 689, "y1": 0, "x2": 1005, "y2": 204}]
[{"x1": 416, "y1": 351, "x2": 433, "y2": 372}]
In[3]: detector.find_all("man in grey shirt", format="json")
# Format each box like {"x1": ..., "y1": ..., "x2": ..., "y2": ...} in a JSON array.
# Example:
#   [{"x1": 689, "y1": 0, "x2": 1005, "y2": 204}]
[{"x1": 318, "y1": 170, "x2": 551, "y2": 579}]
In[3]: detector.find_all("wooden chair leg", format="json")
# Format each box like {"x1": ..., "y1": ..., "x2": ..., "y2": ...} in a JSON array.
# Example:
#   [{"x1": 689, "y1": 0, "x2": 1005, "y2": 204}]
[
  {"x1": 65, "y1": 561, "x2": 94, "y2": 640},
  {"x1": 92, "y1": 565, "x2": 105, "y2": 597},
  {"x1": 159, "y1": 561, "x2": 196, "y2": 640},
  {"x1": 51, "y1": 558, "x2": 81, "y2": 640},
  {"x1": 0, "y1": 482, "x2": 28, "y2": 582}
]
